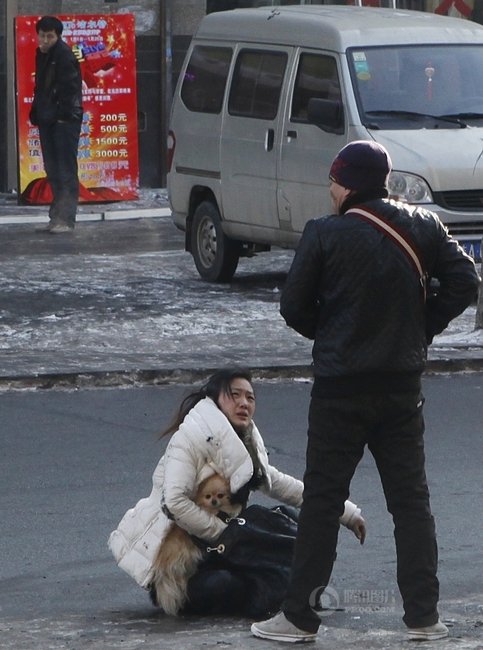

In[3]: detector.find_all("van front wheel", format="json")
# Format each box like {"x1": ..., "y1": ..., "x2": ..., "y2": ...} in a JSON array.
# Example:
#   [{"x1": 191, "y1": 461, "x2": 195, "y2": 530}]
[{"x1": 191, "y1": 202, "x2": 240, "y2": 282}]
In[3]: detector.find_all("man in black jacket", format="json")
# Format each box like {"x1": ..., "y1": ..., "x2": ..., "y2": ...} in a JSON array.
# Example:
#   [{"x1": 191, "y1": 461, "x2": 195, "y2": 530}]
[
  {"x1": 30, "y1": 16, "x2": 83, "y2": 233},
  {"x1": 251, "y1": 141, "x2": 480, "y2": 643}
]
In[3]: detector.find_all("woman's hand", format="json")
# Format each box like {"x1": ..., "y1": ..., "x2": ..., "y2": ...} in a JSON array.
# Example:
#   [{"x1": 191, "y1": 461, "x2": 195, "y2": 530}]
[{"x1": 349, "y1": 514, "x2": 366, "y2": 545}]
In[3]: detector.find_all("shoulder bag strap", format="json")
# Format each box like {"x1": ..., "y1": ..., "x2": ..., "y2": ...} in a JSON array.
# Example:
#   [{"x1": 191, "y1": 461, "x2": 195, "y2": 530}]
[{"x1": 347, "y1": 206, "x2": 427, "y2": 301}]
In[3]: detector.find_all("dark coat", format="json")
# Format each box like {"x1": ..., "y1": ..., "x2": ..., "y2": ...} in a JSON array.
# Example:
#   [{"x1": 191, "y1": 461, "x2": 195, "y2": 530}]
[
  {"x1": 280, "y1": 193, "x2": 480, "y2": 392},
  {"x1": 30, "y1": 38, "x2": 83, "y2": 126}
]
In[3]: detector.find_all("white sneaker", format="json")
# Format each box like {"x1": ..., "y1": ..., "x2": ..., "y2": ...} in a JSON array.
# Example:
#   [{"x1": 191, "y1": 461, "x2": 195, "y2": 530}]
[
  {"x1": 407, "y1": 620, "x2": 449, "y2": 641},
  {"x1": 49, "y1": 223, "x2": 74, "y2": 234},
  {"x1": 36, "y1": 222, "x2": 57, "y2": 232},
  {"x1": 251, "y1": 612, "x2": 317, "y2": 643}
]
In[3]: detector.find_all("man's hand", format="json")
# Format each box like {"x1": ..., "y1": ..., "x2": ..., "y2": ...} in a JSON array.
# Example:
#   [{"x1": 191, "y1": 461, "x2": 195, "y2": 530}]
[{"x1": 349, "y1": 514, "x2": 366, "y2": 545}]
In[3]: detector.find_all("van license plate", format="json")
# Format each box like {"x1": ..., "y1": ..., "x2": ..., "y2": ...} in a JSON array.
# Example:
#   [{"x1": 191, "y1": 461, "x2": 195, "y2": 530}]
[{"x1": 460, "y1": 240, "x2": 481, "y2": 262}]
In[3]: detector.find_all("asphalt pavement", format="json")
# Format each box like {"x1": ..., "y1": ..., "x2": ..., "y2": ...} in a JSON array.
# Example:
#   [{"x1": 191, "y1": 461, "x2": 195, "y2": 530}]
[{"x1": 1, "y1": 378, "x2": 482, "y2": 650}]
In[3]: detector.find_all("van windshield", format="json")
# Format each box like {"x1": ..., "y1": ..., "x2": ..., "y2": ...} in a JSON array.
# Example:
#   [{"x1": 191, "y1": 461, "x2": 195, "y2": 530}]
[{"x1": 348, "y1": 45, "x2": 483, "y2": 129}]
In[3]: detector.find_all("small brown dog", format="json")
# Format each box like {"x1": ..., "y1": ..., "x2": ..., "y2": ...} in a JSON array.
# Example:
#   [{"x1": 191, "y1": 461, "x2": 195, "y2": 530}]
[{"x1": 151, "y1": 473, "x2": 240, "y2": 615}]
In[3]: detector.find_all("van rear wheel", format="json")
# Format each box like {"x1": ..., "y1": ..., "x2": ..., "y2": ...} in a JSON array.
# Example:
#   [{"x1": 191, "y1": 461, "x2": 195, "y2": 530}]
[{"x1": 191, "y1": 201, "x2": 240, "y2": 282}]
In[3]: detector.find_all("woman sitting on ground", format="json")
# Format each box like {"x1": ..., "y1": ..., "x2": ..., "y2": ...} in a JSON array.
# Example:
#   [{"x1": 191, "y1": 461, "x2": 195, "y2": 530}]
[{"x1": 108, "y1": 368, "x2": 366, "y2": 617}]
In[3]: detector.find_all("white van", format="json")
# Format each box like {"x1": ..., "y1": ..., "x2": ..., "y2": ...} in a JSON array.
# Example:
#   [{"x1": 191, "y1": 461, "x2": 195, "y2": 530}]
[{"x1": 167, "y1": 5, "x2": 483, "y2": 281}]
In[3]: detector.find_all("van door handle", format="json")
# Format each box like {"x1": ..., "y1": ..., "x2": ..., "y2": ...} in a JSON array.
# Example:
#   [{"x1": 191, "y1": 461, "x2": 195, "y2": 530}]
[
  {"x1": 265, "y1": 128, "x2": 274, "y2": 152},
  {"x1": 287, "y1": 130, "x2": 297, "y2": 139}
]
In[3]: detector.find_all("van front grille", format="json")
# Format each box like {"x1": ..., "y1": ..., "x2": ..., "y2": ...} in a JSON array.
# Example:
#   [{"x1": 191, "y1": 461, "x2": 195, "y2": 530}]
[
  {"x1": 434, "y1": 190, "x2": 483, "y2": 211},
  {"x1": 445, "y1": 222, "x2": 483, "y2": 236}
]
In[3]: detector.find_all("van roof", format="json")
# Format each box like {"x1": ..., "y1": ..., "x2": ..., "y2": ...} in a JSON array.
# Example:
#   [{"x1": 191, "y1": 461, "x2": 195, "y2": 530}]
[{"x1": 194, "y1": 5, "x2": 483, "y2": 51}]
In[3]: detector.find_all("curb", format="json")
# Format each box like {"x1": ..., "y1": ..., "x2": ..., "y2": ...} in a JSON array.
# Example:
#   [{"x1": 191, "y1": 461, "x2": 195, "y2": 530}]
[
  {"x1": 0, "y1": 206, "x2": 171, "y2": 225},
  {"x1": 0, "y1": 365, "x2": 315, "y2": 391},
  {"x1": 1, "y1": 357, "x2": 483, "y2": 390}
]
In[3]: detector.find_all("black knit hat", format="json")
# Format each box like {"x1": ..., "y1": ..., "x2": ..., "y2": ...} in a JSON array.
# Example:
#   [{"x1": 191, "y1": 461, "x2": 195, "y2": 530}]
[{"x1": 329, "y1": 140, "x2": 392, "y2": 191}]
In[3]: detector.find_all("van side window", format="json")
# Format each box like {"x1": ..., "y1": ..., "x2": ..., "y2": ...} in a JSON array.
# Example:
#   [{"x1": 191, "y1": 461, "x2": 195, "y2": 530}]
[
  {"x1": 291, "y1": 54, "x2": 341, "y2": 122},
  {"x1": 181, "y1": 46, "x2": 232, "y2": 113},
  {"x1": 228, "y1": 50, "x2": 287, "y2": 120}
]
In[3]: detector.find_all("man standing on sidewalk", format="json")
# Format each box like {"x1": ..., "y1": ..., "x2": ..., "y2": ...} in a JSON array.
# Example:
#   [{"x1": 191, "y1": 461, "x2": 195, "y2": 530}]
[
  {"x1": 251, "y1": 140, "x2": 480, "y2": 643},
  {"x1": 30, "y1": 16, "x2": 83, "y2": 233}
]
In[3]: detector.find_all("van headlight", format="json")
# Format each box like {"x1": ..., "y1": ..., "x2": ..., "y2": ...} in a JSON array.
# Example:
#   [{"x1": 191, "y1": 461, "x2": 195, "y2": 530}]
[{"x1": 388, "y1": 171, "x2": 433, "y2": 204}]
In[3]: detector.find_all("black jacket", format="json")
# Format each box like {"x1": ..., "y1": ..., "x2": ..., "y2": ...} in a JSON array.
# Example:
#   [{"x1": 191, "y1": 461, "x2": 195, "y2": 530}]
[
  {"x1": 280, "y1": 193, "x2": 480, "y2": 395},
  {"x1": 30, "y1": 38, "x2": 83, "y2": 126}
]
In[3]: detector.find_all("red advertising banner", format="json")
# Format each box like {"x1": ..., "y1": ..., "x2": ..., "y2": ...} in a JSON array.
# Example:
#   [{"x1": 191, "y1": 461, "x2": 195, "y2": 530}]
[{"x1": 15, "y1": 14, "x2": 139, "y2": 204}]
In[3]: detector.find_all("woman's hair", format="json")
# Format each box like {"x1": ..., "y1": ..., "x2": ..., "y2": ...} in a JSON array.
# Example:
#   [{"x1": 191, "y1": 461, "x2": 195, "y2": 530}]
[{"x1": 160, "y1": 368, "x2": 253, "y2": 437}]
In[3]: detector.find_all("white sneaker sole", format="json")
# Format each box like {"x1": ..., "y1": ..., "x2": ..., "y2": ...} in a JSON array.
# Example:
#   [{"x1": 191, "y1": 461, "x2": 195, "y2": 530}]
[
  {"x1": 251, "y1": 622, "x2": 316, "y2": 643},
  {"x1": 407, "y1": 630, "x2": 449, "y2": 641}
]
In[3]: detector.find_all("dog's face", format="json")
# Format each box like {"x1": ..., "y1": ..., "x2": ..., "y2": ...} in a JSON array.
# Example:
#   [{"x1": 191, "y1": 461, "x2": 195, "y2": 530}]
[{"x1": 195, "y1": 475, "x2": 232, "y2": 512}]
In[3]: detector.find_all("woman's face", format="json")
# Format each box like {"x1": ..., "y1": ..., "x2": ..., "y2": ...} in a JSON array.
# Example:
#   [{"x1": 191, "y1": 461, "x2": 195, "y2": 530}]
[{"x1": 217, "y1": 377, "x2": 256, "y2": 433}]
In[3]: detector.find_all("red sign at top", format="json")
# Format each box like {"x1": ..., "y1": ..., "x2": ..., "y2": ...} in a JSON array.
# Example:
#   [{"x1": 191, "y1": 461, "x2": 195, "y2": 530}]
[{"x1": 15, "y1": 14, "x2": 139, "y2": 204}]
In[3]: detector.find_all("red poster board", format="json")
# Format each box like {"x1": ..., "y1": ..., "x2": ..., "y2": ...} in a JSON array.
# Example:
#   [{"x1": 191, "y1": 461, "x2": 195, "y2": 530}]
[{"x1": 15, "y1": 14, "x2": 139, "y2": 204}]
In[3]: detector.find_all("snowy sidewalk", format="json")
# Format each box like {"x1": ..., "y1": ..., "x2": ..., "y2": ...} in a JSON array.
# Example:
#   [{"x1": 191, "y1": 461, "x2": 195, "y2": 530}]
[
  {"x1": 0, "y1": 209, "x2": 481, "y2": 388},
  {"x1": 0, "y1": 188, "x2": 170, "y2": 224}
]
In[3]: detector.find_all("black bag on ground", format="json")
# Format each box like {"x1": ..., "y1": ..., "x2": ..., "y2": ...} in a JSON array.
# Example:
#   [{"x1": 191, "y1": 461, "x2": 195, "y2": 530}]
[
  {"x1": 197, "y1": 504, "x2": 299, "y2": 617},
  {"x1": 208, "y1": 504, "x2": 298, "y2": 567}
]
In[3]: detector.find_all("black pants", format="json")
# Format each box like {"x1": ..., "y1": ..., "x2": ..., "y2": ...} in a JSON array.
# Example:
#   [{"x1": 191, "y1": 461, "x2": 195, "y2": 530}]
[
  {"x1": 183, "y1": 565, "x2": 291, "y2": 618},
  {"x1": 283, "y1": 391, "x2": 440, "y2": 633},
  {"x1": 38, "y1": 120, "x2": 81, "y2": 226}
]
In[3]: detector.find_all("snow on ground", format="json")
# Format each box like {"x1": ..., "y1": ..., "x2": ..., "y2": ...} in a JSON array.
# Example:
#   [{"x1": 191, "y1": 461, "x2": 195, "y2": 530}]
[
  {"x1": 0, "y1": 249, "x2": 309, "y2": 374},
  {"x1": 0, "y1": 245, "x2": 480, "y2": 378}
]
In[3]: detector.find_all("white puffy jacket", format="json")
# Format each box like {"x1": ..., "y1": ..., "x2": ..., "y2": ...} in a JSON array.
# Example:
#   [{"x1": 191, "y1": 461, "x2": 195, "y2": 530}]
[{"x1": 108, "y1": 397, "x2": 361, "y2": 588}]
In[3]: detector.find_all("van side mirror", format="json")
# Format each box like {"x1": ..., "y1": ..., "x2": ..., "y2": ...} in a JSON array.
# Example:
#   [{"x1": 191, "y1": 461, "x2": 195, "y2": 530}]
[{"x1": 307, "y1": 98, "x2": 344, "y2": 134}]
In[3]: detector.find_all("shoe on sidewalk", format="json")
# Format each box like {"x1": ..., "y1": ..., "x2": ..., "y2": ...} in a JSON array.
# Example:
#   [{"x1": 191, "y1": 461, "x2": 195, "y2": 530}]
[
  {"x1": 407, "y1": 620, "x2": 449, "y2": 641},
  {"x1": 251, "y1": 612, "x2": 317, "y2": 643},
  {"x1": 49, "y1": 223, "x2": 74, "y2": 234},
  {"x1": 35, "y1": 222, "x2": 53, "y2": 232}
]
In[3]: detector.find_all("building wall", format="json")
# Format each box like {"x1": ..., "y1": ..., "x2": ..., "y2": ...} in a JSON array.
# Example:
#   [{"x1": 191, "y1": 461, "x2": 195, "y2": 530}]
[
  {"x1": 3, "y1": 0, "x2": 479, "y2": 192},
  {"x1": 0, "y1": 6, "x2": 7, "y2": 192}
]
